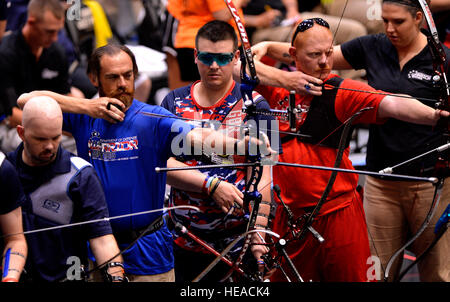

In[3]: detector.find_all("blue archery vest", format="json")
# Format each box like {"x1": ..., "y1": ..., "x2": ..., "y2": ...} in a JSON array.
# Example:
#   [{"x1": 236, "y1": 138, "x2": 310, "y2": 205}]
[{"x1": 28, "y1": 157, "x2": 91, "y2": 225}]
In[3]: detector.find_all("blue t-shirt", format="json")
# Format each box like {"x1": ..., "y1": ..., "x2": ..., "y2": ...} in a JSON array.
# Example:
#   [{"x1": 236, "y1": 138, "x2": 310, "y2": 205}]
[{"x1": 63, "y1": 99, "x2": 192, "y2": 275}]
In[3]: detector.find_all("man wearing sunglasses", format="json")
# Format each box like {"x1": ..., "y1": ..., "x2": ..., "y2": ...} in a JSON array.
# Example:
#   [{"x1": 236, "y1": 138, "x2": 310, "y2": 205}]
[
  {"x1": 248, "y1": 18, "x2": 449, "y2": 282},
  {"x1": 161, "y1": 20, "x2": 276, "y2": 282}
]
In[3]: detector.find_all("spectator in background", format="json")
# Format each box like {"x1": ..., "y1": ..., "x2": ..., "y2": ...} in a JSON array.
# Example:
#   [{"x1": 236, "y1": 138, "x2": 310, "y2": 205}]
[
  {"x1": 320, "y1": 0, "x2": 385, "y2": 35},
  {"x1": 77, "y1": 0, "x2": 153, "y2": 103},
  {"x1": 243, "y1": 0, "x2": 367, "y2": 46},
  {"x1": 4, "y1": 0, "x2": 152, "y2": 103},
  {"x1": 4, "y1": 0, "x2": 98, "y2": 99},
  {"x1": 0, "y1": 0, "x2": 78, "y2": 154}
]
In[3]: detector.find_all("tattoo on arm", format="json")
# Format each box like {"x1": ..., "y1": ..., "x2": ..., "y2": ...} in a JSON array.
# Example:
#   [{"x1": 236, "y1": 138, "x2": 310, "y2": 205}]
[
  {"x1": 10, "y1": 252, "x2": 26, "y2": 259},
  {"x1": 8, "y1": 268, "x2": 20, "y2": 273}
]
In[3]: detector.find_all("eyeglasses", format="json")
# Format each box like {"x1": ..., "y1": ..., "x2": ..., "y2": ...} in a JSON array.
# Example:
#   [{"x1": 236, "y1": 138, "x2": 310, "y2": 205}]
[
  {"x1": 197, "y1": 51, "x2": 235, "y2": 66},
  {"x1": 291, "y1": 18, "x2": 330, "y2": 45}
]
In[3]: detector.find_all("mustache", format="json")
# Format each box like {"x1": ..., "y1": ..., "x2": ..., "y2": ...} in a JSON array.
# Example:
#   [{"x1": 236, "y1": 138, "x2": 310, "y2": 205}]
[
  {"x1": 112, "y1": 88, "x2": 133, "y2": 96},
  {"x1": 315, "y1": 66, "x2": 331, "y2": 72},
  {"x1": 111, "y1": 91, "x2": 133, "y2": 103}
]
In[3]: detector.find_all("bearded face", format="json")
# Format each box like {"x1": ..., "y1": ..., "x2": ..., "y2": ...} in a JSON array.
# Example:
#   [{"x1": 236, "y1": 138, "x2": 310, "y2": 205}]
[{"x1": 94, "y1": 51, "x2": 136, "y2": 110}]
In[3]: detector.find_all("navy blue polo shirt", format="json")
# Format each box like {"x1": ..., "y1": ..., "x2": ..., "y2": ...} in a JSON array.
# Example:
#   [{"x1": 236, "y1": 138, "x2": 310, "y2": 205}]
[
  {"x1": 341, "y1": 33, "x2": 450, "y2": 176},
  {"x1": 0, "y1": 153, "x2": 25, "y2": 215},
  {"x1": 7, "y1": 145, "x2": 112, "y2": 282}
]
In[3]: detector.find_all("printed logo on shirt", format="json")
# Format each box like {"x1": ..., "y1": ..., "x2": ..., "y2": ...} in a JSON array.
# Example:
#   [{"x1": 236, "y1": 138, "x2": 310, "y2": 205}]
[
  {"x1": 87, "y1": 130, "x2": 139, "y2": 161},
  {"x1": 41, "y1": 68, "x2": 59, "y2": 79},
  {"x1": 42, "y1": 199, "x2": 60, "y2": 213},
  {"x1": 408, "y1": 70, "x2": 432, "y2": 82}
]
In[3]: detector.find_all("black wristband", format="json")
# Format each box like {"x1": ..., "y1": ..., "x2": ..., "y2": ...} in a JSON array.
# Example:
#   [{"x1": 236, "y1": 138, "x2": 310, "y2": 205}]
[
  {"x1": 234, "y1": 140, "x2": 240, "y2": 155},
  {"x1": 102, "y1": 262, "x2": 127, "y2": 282},
  {"x1": 109, "y1": 275, "x2": 129, "y2": 282}
]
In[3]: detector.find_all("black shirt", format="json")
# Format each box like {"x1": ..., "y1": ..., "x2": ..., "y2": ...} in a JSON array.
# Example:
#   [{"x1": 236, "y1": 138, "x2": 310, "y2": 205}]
[
  {"x1": 341, "y1": 33, "x2": 450, "y2": 176},
  {"x1": 0, "y1": 30, "x2": 71, "y2": 117}
]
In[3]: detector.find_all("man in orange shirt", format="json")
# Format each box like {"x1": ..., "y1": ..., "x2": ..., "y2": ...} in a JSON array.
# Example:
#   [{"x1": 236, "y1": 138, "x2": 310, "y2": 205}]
[{"x1": 253, "y1": 18, "x2": 449, "y2": 282}]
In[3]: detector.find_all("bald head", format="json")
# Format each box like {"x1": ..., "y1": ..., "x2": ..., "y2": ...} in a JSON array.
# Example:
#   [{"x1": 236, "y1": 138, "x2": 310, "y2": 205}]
[
  {"x1": 22, "y1": 96, "x2": 63, "y2": 128},
  {"x1": 292, "y1": 24, "x2": 333, "y2": 50},
  {"x1": 290, "y1": 23, "x2": 334, "y2": 80},
  {"x1": 19, "y1": 96, "x2": 63, "y2": 166}
]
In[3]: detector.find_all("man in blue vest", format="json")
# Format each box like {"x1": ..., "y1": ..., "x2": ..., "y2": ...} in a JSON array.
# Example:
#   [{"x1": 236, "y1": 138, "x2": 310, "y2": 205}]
[{"x1": 7, "y1": 96, "x2": 125, "y2": 282}]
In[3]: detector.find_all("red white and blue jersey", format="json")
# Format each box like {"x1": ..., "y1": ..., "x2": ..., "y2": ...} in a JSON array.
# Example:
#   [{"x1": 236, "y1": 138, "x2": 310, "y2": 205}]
[{"x1": 162, "y1": 81, "x2": 274, "y2": 253}]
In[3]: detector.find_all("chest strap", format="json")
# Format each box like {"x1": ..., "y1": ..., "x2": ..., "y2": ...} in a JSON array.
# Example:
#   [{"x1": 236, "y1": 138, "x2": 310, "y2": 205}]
[{"x1": 282, "y1": 77, "x2": 351, "y2": 149}]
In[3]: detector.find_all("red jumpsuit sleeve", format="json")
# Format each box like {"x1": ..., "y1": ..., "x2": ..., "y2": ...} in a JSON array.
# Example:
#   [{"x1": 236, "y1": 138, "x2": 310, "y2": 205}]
[{"x1": 334, "y1": 79, "x2": 387, "y2": 125}]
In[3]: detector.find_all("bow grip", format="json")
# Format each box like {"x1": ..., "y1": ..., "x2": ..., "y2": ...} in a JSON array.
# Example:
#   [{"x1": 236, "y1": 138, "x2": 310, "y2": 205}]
[{"x1": 243, "y1": 190, "x2": 262, "y2": 214}]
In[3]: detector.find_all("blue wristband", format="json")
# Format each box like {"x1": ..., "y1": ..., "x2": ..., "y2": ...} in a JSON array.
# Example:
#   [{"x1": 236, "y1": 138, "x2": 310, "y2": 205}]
[{"x1": 2, "y1": 248, "x2": 11, "y2": 278}]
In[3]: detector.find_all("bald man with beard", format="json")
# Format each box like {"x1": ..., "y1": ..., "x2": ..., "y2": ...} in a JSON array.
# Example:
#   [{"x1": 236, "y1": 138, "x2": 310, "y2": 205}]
[
  {"x1": 6, "y1": 97, "x2": 125, "y2": 282},
  {"x1": 249, "y1": 18, "x2": 449, "y2": 282}
]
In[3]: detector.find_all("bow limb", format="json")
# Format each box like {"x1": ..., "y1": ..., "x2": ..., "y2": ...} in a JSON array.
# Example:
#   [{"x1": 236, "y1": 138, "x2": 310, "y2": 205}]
[
  {"x1": 292, "y1": 106, "x2": 369, "y2": 243},
  {"x1": 222, "y1": 0, "x2": 273, "y2": 281},
  {"x1": 193, "y1": 229, "x2": 280, "y2": 282},
  {"x1": 173, "y1": 222, "x2": 250, "y2": 278}
]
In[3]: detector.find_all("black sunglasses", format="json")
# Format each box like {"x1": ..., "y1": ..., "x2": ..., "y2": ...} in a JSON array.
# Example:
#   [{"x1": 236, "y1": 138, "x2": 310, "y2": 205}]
[{"x1": 291, "y1": 18, "x2": 330, "y2": 46}]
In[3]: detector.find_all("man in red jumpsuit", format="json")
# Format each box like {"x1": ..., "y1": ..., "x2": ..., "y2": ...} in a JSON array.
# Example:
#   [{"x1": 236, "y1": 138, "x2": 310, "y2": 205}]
[{"x1": 254, "y1": 17, "x2": 449, "y2": 282}]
